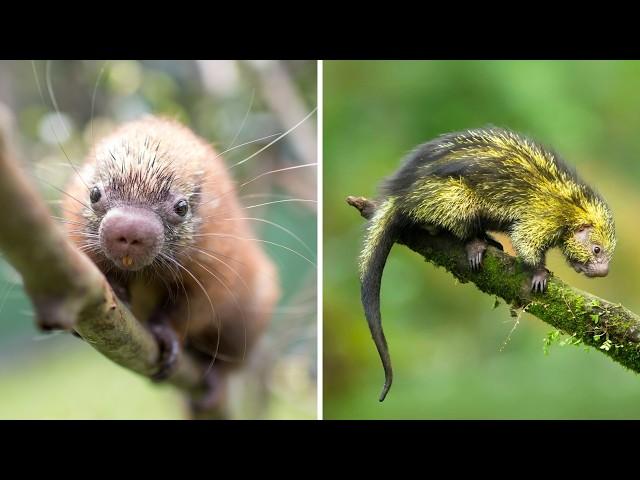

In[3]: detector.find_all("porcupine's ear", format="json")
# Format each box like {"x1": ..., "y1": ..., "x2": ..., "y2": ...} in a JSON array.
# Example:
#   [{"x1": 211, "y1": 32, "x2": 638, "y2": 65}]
[{"x1": 573, "y1": 224, "x2": 594, "y2": 244}]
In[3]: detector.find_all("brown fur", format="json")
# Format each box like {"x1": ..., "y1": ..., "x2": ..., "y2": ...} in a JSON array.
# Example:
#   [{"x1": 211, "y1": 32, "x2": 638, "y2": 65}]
[{"x1": 61, "y1": 116, "x2": 280, "y2": 407}]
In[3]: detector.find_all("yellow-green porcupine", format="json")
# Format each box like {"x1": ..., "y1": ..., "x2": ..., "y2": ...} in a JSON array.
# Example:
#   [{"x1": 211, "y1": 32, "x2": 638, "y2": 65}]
[{"x1": 359, "y1": 127, "x2": 616, "y2": 401}]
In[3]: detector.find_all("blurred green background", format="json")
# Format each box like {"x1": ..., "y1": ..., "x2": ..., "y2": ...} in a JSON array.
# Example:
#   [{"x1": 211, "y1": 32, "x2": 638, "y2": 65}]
[
  {"x1": 0, "y1": 60, "x2": 316, "y2": 419},
  {"x1": 324, "y1": 60, "x2": 640, "y2": 419}
]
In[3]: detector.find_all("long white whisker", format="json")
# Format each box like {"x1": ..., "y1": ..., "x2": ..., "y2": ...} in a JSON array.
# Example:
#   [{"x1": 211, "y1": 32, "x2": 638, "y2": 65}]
[
  {"x1": 0, "y1": 283, "x2": 17, "y2": 317},
  {"x1": 199, "y1": 163, "x2": 316, "y2": 210},
  {"x1": 219, "y1": 217, "x2": 315, "y2": 257},
  {"x1": 239, "y1": 192, "x2": 300, "y2": 201},
  {"x1": 191, "y1": 257, "x2": 248, "y2": 362},
  {"x1": 31, "y1": 60, "x2": 89, "y2": 191},
  {"x1": 32, "y1": 173, "x2": 91, "y2": 211},
  {"x1": 213, "y1": 133, "x2": 283, "y2": 161},
  {"x1": 90, "y1": 61, "x2": 109, "y2": 146},
  {"x1": 168, "y1": 255, "x2": 221, "y2": 370},
  {"x1": 50, "y1": 216, "x2": 87, "y2": 227},
  {"x1": 166, "y1": 241, "x2": 247, "y2": 267},
  {"x1": 198, "y1": 198, "x2": 316, "y2": 223},
  {"x1": 239, "y1": 163, "x2": 317, "y2": 189},
  {"x1": 45, "y1": 60, "x2": 72, "y2": 141},
  {"x1": 229, "y1": 107, "x2": 317, "y2": 170},
  {"x1": 48, "y1": 202, "x2": 89, "y2": 219},
  {"x1": 183, "y1": 243, "x2": 279, "y2": 285},
  {"x1": 187, "y1": 246, "x2": 252, "y2": 293},
  {"x1": 227, "y1": 88, "x2": 255, "y2": 149},
  {"x1": 192, "y1": 233, "x2": 316, "y2": 267},
  {"x1": 243, "y1": 199, "x2": 317, "y2": 209},
  {"x1": 157, "y1": 254, "x2": 191, "y2": 340}
]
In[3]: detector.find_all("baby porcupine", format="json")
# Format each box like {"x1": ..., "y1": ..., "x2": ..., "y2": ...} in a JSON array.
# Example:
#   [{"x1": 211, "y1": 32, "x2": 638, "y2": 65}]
[
  {"x1": 359, "y1": 127, "x2": 616, "y2": 401},
  {"x1": 62, "y1": 116, "x2": 280, "y2": 414}
]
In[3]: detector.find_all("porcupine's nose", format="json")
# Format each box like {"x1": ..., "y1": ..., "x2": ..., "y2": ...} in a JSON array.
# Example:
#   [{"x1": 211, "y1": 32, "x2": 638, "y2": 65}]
[
  {"x1": 588, "y1": 262, "x2": 609, "y2": 278},
  {"x1": 99, "y1": 207, "x2": 164, "y2": 271}
]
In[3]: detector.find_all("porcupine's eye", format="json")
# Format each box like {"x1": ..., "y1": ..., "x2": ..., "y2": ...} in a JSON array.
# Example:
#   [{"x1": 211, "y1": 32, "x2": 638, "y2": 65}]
[
  {"x1": 593, "y1": 245, "x2": 601, "y2": 255},
  {"x1": 90, "y1": 186, "x2": 101, "y2": 204},
  {"x1": 174, "y1": 199, "x2": 188, "y2": 217}
]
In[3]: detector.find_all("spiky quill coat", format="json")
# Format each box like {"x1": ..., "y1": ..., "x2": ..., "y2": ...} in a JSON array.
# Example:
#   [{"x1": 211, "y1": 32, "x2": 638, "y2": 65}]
[{"x1": 359, "y1": 127, "x2": 616, "y2": 401}]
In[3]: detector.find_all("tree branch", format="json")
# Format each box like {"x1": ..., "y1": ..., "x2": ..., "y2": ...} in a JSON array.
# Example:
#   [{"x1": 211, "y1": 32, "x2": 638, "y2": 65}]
[
  {"x1": 347, "y1": 195, "x2": 640, "y2": 373},
  {"x1": 0, "y1": 107, "x2": 209, "y2": 404}
]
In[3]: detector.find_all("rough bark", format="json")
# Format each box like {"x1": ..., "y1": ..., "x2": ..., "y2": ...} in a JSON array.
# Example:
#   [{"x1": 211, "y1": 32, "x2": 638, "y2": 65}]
[{"x1": 348, "y1": 195, "x2": 640, "y2": 373}]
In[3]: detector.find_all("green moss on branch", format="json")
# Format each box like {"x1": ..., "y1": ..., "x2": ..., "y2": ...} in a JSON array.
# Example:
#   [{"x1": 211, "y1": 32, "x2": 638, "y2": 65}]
[{"x1": 347, "y1": 195, "x2": 640, "y2": 374}]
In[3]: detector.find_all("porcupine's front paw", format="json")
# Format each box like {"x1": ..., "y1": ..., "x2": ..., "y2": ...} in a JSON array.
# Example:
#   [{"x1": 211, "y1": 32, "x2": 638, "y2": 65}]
[
  {"x1": 531, "y1": 267, "x2": 550, "y2": 293},
  {"x1": 149, "y1": 322, "x2": 179, "y2": 381},
  {"x1": 465, "y1": 238, "x2": 488, "y2": 271}
]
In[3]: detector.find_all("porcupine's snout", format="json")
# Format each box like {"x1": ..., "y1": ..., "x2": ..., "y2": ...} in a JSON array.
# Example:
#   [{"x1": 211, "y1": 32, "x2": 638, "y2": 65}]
[
  {"x1": 571, "y1": 259, "x2": 609, "y2": 278},
  {"x1": 583, "y1": 261, "x2": 609, "y2": 278},
  {"x1": 99, "y1": 207, "x2": 165, "y2": 271}
]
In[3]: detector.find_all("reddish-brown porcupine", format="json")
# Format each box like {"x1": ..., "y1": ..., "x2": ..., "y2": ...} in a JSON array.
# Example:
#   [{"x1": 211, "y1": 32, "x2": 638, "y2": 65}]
[{"x1": 62, "y1": 115, "x2": 280, "y2": 414}]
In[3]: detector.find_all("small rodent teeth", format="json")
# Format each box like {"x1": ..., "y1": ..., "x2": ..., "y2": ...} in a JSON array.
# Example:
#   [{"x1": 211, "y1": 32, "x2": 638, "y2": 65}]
[{"x1": 122, "y1": 256, "x2": 133, "y2": 267}]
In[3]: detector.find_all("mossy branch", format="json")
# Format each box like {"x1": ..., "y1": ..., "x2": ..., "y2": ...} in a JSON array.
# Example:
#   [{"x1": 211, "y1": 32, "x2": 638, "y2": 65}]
[
  {"x1": 347, "y1": 195, "x2": 640, "y2": 373},
  {"x1": 0, "y1": 106, "x2": 212, "y2": 409}
]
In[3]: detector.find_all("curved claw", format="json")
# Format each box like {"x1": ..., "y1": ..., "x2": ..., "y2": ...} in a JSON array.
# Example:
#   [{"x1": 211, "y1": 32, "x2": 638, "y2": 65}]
[
  {"x1": 531, "y1": 268, "x2": 549, "y2": 293},
  {"x1": 466, "y1": 238, "x2": 488, "y2": 272}
]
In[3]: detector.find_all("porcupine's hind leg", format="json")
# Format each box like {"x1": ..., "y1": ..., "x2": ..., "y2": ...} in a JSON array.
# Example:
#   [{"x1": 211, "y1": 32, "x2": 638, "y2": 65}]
[
  {"x1": 465, "y1": 231, "x2": 506, "y2": 271},
  {"x1": 465, "y1": 237, "x2": 488, "y2": 271},
  {"x1": 429, "y1": 179, "x2": 492, "y2": 271},
  {"x1": 415, "y1": 178, "x2": 495, "y2": 271},
  {"x1": 185, "y1": 346, "x2": 231, "y2": 418},
  {"x1": 415, "y1": 210, "x2": 490, "y2": 269},
  {"x1": 190, "y1": 366, "x2": 229, "y2": 418},
  {"x1": 458, "y1": 215, "x2": 491, "y2": 271}
]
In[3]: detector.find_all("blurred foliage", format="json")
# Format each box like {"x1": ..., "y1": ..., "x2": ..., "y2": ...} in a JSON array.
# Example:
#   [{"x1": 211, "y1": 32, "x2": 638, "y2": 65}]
[
  {"x1": 0, "y1": 60, "x2": 316, "y2": 419},
  {"x1": 324, "y1": 60, "x2": 640, "y2": 419}
]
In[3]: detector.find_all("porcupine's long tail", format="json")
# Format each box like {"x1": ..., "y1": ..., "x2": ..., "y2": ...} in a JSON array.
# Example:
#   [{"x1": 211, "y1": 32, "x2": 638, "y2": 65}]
[{"x1": 359, "y1": 198, "x2": 402, "y2": 402}]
